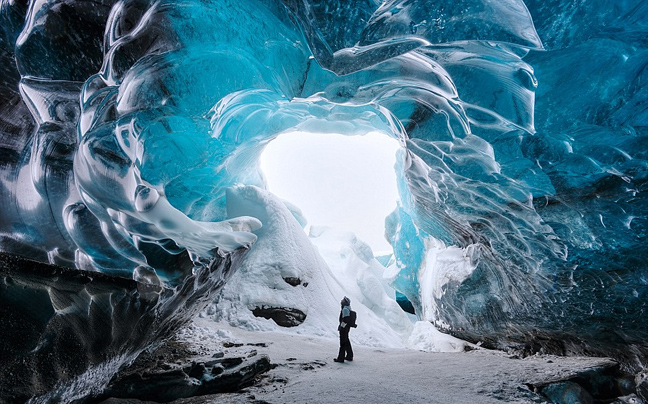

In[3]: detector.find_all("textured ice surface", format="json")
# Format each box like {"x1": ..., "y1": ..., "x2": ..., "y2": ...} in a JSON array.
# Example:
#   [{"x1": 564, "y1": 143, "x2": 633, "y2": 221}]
[{"x1": 0, "y1": 0, "x2": 647, "y2": 378}]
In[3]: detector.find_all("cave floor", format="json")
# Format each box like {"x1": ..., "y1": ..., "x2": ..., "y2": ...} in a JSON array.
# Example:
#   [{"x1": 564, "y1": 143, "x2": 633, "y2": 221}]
[{"x1": 101, "y1": 317, "x2": 618, "y2": 404}]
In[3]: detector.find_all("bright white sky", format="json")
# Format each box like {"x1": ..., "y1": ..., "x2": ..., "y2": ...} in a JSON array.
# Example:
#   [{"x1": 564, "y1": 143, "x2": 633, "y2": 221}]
[{"x1": 260, "y1": 131, "x2": 401, "y2": 253}]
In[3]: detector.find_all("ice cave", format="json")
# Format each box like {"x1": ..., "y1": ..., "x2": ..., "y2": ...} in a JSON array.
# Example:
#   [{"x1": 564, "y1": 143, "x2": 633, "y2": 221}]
[{"x1": 0, "y1": 0, "x2": 647, "y2": 403}]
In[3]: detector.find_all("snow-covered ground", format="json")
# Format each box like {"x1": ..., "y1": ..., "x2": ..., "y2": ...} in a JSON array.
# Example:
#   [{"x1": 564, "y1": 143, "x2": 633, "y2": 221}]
[{"x1": 152, "y1": 318, "x2": 616, "y2": 404}]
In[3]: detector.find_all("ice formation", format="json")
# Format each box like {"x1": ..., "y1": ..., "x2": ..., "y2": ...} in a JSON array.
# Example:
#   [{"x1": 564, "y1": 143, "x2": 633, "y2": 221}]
[{"x1": 1, "y1": 2, "x2": 648, "y2": 399}]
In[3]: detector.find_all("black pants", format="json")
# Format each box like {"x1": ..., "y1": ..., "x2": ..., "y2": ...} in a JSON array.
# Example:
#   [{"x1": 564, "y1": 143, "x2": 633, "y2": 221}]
[{"x1": 337, "y1": 329, "x2": 353, "y2": 361}]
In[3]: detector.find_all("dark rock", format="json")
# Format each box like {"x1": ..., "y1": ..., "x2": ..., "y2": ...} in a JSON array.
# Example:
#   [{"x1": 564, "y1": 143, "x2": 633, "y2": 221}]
[
  {"x1": 251, "y1": 306, "x2": 307, "y2": 327},
  {"x1": 0, "y1": 250, "x2": 248, "y2": 403},
  {"x1": 282, "y1": 276, "x2": 301, "y2": 286},
  {"x1": 223, "y1": 342, "x2": 244, "y2": 348}
]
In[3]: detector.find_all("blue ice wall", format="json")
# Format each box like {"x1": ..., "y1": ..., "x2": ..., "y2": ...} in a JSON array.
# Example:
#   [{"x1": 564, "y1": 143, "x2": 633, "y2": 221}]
[{"x1": 0, "y1": 0, "x2": 647, "y2": 366}]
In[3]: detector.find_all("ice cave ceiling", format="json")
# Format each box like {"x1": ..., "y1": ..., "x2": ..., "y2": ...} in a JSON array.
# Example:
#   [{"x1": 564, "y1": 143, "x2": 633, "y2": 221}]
[{"x1": 1, "y1": 0, "x2": 648, "y2": 398}]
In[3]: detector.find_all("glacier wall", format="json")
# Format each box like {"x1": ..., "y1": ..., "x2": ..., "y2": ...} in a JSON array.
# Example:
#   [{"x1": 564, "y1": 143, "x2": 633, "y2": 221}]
[{"x1": 0, "y1": 0, "x2": 647, "y2": 374}]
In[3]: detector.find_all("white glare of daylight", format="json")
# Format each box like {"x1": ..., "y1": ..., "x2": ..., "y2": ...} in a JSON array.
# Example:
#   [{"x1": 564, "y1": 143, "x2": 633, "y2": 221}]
[{"x1": 260, "y1": 131, "x2": 401, "y2": 253}]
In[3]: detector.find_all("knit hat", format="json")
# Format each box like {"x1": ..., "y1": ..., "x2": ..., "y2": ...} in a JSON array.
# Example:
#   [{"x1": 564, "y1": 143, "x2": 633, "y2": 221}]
[{"x1": 341, "y1": 296, "x2": 350, "y2": 306}]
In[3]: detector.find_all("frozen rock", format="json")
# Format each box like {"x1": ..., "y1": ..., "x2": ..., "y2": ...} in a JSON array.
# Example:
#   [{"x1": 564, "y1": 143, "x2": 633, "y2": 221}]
[{"x1": 252, "y1": 306, "x2": 307, "y2": 327}]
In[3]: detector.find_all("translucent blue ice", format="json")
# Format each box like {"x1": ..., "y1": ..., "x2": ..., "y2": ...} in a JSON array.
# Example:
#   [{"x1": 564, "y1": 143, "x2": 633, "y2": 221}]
[{"x1": 1, "y1": 0, "x2": 647, "y2": 363}]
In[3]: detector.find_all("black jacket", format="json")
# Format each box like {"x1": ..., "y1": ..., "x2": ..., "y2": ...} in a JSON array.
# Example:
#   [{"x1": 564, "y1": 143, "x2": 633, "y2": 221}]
[{"x1": 338, "y1": 306, "x2": 355, "y2": 332}]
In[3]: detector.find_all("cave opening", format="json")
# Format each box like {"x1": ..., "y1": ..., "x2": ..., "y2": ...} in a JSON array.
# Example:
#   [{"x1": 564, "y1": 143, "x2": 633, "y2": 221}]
[{"x1": 259, "y1": 131, "x2": 402, "y2": 254}]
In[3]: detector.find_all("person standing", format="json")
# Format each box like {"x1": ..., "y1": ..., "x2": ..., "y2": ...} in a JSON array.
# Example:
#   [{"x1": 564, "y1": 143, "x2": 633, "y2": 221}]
[{"x1": 334, "y1": 296, "x2": 356, "y2": 362}]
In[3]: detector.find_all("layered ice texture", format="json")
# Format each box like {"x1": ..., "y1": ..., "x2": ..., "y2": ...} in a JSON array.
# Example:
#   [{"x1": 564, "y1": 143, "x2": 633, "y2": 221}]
[{"x1": 0, "y1": 0, "x2": 647, "y2": 374}]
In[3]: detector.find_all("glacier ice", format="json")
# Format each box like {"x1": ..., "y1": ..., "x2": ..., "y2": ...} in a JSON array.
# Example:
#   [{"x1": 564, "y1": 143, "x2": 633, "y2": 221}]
[{"x1": 1, "y1": 0, "x2": 648, "y2": 399}]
